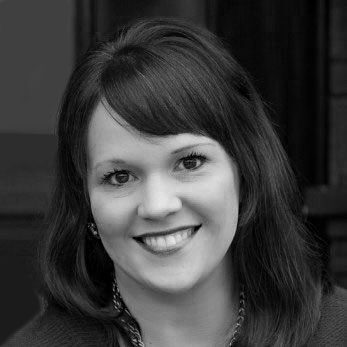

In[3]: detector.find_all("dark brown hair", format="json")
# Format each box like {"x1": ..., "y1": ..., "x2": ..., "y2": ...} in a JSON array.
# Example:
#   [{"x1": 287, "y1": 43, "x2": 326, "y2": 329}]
[{"x1": 40, "y1": 17, "x2": 324, "y2": 346}]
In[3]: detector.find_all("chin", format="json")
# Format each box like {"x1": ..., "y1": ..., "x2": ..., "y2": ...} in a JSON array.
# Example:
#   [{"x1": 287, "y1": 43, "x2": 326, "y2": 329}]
[{"x1": 141, "y1": 271, "x2": 206, "y2": 296}]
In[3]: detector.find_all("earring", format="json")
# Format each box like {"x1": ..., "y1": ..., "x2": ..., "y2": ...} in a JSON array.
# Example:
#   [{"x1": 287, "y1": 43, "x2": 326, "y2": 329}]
[{"x1": 87, "y1": 222, "x2": 100, "y2": 239}]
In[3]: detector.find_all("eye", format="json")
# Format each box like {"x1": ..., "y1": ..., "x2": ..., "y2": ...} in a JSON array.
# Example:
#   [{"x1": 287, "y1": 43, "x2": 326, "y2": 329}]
[
  {"x1": 176, "y1": 152, "x2": 207, "y2": 171},
  {"x1": 102, "y1": 170, "x2": 136, "y2": 187}
]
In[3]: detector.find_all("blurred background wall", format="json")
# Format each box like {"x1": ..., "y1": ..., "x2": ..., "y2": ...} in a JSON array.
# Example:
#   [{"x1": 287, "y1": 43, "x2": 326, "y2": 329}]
[
  {"x1": 1, "y1": 0, "x2": 346, "y2": 343},
  {"x1": 0, "y1": 0, "x2": 73, "y2": 342}
]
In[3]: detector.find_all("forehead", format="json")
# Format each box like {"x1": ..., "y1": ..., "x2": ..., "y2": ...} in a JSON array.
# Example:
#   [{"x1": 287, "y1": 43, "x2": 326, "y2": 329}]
[{"x1": 87, "y1": 102, "x2": 217, "y2": 163}]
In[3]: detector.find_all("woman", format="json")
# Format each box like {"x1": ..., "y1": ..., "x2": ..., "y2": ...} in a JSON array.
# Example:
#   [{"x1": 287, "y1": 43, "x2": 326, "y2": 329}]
[{"x1": 5, "y1": 18, "x2": 346, "y2": 346}]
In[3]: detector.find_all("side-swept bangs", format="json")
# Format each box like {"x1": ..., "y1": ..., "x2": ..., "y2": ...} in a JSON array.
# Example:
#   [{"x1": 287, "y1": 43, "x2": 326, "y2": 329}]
[{"x1": 101, "y1": 42, "x2": 231, "y2": 141}]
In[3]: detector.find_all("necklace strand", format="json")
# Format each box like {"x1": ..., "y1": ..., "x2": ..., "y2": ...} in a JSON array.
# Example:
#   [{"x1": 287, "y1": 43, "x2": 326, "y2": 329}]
[{"x1": 112, "y1": 277, "x2": 246, "y2": 347}]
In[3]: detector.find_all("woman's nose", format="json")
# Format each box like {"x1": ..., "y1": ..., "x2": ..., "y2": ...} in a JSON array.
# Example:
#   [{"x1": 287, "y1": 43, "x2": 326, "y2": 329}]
[{"x1": 137, "y1": 175, "x2": 182, "y2": 220}]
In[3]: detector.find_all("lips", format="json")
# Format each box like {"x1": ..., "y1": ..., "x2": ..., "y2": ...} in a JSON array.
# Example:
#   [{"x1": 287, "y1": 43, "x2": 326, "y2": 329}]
[{"x1": 134, "y1": 225, "x2": 201, "y2": 253}]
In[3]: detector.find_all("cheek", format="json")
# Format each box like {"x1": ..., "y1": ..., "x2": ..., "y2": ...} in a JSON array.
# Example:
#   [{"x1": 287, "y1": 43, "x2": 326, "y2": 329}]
[
  {"x1": 221, "y1": 172, "x2": 239, "y2": 220},
  {"x1": 89, "y1": 191, "x2": 136, "y2": 238},
  {"x1": 195, "y1": 168, "x2": 239, "y2": 227}
]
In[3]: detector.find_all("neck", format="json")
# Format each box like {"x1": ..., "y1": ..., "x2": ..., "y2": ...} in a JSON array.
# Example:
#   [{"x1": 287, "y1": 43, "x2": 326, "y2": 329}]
[{"x1": 116, "y1": 256, "x2": 239, "y2": 347}]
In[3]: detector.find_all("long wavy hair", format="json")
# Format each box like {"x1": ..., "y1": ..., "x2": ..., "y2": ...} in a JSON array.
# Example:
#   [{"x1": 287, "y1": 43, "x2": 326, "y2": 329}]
[{"x1": 40, "y1": 17, "x2": 325, "y2": 346}]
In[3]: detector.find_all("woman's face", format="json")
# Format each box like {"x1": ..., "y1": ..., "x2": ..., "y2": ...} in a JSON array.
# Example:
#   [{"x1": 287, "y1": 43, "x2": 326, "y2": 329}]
[{"x1": 87, "y1": 103, "x2": 240, "y2": 294}]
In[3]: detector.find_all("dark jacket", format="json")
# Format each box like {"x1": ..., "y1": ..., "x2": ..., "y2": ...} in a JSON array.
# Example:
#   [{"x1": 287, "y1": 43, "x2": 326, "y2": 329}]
[{"x1": 3, "y1": 287, "x2": 347, "y2": 346}]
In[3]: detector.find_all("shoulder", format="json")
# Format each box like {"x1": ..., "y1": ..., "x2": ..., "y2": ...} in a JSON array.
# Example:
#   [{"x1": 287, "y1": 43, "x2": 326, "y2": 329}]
[
  {"x1": 308, "y1": 286, "x2": 347, "y2": 346},
  {"x1": 2, "y1": 306, "x2": 115, "y2": 347}
]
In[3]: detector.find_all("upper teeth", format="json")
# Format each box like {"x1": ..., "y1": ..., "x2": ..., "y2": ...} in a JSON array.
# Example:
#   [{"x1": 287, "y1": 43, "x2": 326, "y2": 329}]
[{"x1": 142, "y1": 228, "x2": 193, "y2": 250}]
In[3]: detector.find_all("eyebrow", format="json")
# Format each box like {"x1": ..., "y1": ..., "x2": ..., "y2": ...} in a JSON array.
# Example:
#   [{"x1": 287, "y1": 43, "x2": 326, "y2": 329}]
[
  {"x1": 171, "y1": 142, "x2": 215, "y2": 154},
  {"x1": 93, "y1": 142, "x2": 215, "y2": 170}
]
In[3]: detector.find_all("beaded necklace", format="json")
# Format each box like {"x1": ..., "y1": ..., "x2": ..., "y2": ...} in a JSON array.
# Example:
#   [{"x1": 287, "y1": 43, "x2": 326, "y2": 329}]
[{"x1": 112, "y1": 278, "x2": 246, "y2": 346}]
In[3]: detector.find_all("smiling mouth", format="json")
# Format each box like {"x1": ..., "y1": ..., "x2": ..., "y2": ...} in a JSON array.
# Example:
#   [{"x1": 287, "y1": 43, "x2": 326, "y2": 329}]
[{"x1": 134, "y1": 225, "x2": 201, "y2": 254}]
